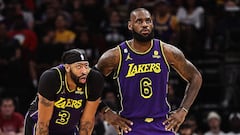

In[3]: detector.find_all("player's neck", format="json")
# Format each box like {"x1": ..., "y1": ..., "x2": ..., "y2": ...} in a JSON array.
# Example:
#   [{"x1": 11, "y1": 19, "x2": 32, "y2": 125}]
[
  {"x1": 66, "y1": 75, "x2": 77, "y2": 90},
  {"x1": 130, "y1": 39, "x2": 152, "y2": 52}
]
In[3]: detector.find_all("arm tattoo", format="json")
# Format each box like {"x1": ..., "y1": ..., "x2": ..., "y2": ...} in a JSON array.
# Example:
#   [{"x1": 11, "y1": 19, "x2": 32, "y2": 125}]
[
  {"x1": 79, "y1": 121, "x2": 93, "y2": 135},
  {"x1": 40, "y1": 97, "x2": 52, "y2": 107},
  {"x1": 171, "y1": 48, "x2": 182, "y2": 62},
  {"x1": 37, "y1": 122, "x2": 49, "y2": 135},
  {"x1": 170, "y1": 46, "x2": 194, "y2": 80}
]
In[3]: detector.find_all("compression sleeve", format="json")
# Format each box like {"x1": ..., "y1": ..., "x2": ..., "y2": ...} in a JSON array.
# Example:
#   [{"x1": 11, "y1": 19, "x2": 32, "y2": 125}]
[
  {"x1": 86, "y1": 69, "x2": 104, "y2": 101},
  {"x1": 38, "y1": 69, "x2": 61, "y2": 101}
]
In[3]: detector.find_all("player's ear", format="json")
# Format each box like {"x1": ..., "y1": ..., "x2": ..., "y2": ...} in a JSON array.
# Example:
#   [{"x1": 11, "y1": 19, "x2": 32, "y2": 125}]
[
  {"x1": 128, "y1": 21, "x2": 132, "y2": 31},
  {"x1": 65, "y1": 64, "x2": 70, "y2": 72}
]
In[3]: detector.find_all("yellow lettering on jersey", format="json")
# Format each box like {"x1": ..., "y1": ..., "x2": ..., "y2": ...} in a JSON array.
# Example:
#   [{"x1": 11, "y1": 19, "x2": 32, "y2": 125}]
[
  {"x1": 55, "y1": 97, "x2": 82, "y2": 109},
  {"x1": 126, "y1": 63, "x2": 161, "y2": 77}
]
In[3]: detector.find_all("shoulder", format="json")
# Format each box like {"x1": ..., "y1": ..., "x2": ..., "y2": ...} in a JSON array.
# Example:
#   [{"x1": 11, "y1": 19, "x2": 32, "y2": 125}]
[
  {"x1": 96, "y1": 46, "x2": 120, "y2": 74},
  {"x1": 40, "y1": 68, "x2": 60, "y2": 79},
  {"x1": 100, "y1": 47, "x2": 120, "y2": 60},
  {"x1": 161, "y1": 42, "x2": 185, "y2": 65},
  {"x1": 39, "y1": 67, "x2": 62, "y2": 85},
  {"x1": 88, "y1": 68, "x2": 104, "y2": 81},
  {"x1": 161, "y1": 42, "x2": 181, "y2": 54}
]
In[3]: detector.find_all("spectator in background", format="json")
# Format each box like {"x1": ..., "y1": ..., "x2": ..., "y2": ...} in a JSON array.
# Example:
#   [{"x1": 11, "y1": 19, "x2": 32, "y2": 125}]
[
  {"x1": 204, "y1": 111, "x2": 225, "y2": 135},
  {"x1": 35, "y1": 5, "x2": 57, "y2": 39},
  {"x1": 6, "y1": 14, "x2": 38, "y2": 114},
  {"x1": 100, "y1": 10, "x2": 127, "y2": 49},
  {"x1": 153, "y1": 0, "x2": 179, "y2": 44},
  {"x1": 176, "y1": 0, "x2": 204, "y2": 58},
  {"x1": 0, "y1": 0, "x2": 5, "y2": 21},
  {"x1": 81, "y1": 0, "x2": 106, "y2": 33},
  {"x1": 12, "y1": 1, "x2": 34, "y2": 30},
  {"x1": 227, "y1": 112, "x2": 240, "y2": 135},
  {"x1": 0, "y1": 21, "x2": 22, "y2": 88},
  {"x1": 214, "y1": 0, "x2": 240, "y2": 52},
  {"x1": 41, "y1": 13, "x2": 76, "y2": 64},
  {"x1": 177, "y1": 123, "x2": 194, "y2": 135},
  {"x1": 53, "y1": 13, "x2": 76, "y2": 46},
  {"x1": 64, "y1": 0, "x2": 82, "y2": 13},
  {"x1": 71, "y1": 10, "x2": 89, "y2": 34},
  {"x1": 7, "y1": 14, "x2": 38, "y2": 87},
  {"x1": 0, "y1": 97, "x2": 24, "y2": 135},
  {"x1": 184, "y1": 115, "x2": 201, "y2": 135},
  {"x1": 74, "y1": 30, "x2": 98, "y2": 66}
]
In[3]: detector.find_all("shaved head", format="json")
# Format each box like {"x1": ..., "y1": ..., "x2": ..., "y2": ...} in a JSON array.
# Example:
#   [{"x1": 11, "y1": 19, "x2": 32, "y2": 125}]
[
  {"x1": 128, "y1": 8, "x2": 154, "y2": 42},
  {"x1": 130, "y1": 8, "x2": 151, "y2": 20}
]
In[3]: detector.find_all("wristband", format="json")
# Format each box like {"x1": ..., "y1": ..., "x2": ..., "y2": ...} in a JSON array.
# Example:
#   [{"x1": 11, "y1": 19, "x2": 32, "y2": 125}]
[
  {"x1": 103, "y1": 107, "x2": 111, "y2": 114},
  {"x1": 180, "y1": 107, "x2": 188, "y2": 113}
]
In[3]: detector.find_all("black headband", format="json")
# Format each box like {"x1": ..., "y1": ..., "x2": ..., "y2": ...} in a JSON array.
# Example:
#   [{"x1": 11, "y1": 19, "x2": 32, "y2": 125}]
[{"x1": 62, "y1": 49, "x2": 88, "y2": 64}]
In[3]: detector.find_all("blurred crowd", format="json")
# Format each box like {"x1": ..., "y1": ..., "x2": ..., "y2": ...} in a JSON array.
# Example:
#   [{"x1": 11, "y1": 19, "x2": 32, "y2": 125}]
[{"x1": 0, "y1": 0, "x2": 240, "y2": 134}]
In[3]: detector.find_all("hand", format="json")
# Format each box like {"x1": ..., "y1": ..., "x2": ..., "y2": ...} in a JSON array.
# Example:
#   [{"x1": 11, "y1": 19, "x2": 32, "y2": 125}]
[
  {"x1": 103, "y1": 110, "x2": 133, "y2": 134},
  {"x1": 163, "y1": 108, "x2": 188, "y2": 132}
]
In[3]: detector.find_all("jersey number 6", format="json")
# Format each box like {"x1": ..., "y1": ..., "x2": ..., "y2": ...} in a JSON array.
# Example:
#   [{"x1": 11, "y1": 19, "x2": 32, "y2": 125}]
[{"x1": 140, "y1": 77, "x2": 153, "y2": 99}]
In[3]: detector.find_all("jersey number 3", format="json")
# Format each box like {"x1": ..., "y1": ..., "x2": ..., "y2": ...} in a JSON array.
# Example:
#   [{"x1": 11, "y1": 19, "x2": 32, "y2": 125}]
[
  {"x1": 55, "y1": 110, "x2": 70, "y2": 125},
  {"x1": 140, "y1": 77, "x2": 153, "y2": 98}
]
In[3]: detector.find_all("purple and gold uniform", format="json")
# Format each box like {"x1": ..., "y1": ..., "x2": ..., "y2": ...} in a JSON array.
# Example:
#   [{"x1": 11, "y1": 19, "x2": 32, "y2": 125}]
[
  {"x1": 115, "y1": 39, "x2": 174, "y2": 135},
  {"x1": 24, "y1": 65, "x2": 104, "y2": 135}
]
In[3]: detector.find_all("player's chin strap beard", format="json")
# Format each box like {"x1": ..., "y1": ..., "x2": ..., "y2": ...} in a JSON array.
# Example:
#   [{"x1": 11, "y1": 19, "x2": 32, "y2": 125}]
[
  {"x1": 70, "y1": 70, "x2": 84, "y2": 87},
  {"x1": 132, "y1": 29, "x2": 154, "y2": 42}
]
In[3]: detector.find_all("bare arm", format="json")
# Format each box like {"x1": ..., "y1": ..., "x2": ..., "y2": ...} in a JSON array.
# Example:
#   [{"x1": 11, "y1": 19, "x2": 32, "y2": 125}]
[
  {"x1": 163, "y1": 43, "x2": 202, "y2": 110},
  {"x1": 162, "y1": 43, "x2": 202, "y2": 132},
  {"x1": 36, "y1": 94, "x2": 54, "y2": 135},
  {"x1": 95, "y1": 47, "x2": 120, "y2": 76},
  {"x1": 79, "y1": 98, "x2": 101, "y2": 135}
]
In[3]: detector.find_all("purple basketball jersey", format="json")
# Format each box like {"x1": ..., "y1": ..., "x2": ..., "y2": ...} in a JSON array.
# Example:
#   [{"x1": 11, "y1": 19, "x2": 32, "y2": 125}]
[
  {"x1": 48, "y1": 65, "x2": 87, "y2": 133},
  {"x1": 115, "y1": 39, "x2": 171, "y2": 119}
]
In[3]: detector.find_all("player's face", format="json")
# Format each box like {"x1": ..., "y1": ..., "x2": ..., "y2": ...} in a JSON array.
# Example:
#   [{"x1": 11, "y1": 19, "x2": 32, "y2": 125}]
[
  {"x1": 69, "y1": 61, "x2": 90, "y2": 85},
  {"x1": 128, "y1": 10, "x2": 154, "y2": 42}
]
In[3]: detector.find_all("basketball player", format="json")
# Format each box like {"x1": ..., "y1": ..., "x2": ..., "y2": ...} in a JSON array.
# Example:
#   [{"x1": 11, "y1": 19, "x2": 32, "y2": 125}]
[
  {"x1": 96, "y1": 8, "x2": 202, "y2": 135},
  {"x1": 24, "y1": 49, "x2": 104, "y2": 135}
]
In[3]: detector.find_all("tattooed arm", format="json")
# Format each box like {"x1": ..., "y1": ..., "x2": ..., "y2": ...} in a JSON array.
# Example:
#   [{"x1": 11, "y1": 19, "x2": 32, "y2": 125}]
[
  {"x1": 95, "y1": 46, "x2": 133, "y2": 134},
  {"x1": 95, "y1": 47, "x2": 120, "y2": 76},
  {"x1": 79, "y1": 98, "x2": 101, "y2": 135},
  {"x1": 162, "y1": 43, "x2": 202, "y2": 132},
  {"x1": 36, "y1": 94, "x2": 54, "y2": 135}
]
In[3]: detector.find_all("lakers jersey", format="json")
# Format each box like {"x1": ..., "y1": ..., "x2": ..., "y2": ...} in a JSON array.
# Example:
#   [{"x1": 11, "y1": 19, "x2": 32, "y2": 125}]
[
  {"x1": 115, "y1": 39, "x2": 170, "y2": 119},
  {"x1": 29, "y1": 65, "x2": 87, "y2": 134}
]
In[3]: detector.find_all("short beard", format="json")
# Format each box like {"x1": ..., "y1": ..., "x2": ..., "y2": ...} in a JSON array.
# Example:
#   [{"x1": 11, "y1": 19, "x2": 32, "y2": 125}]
[
  {"x1": 70, "y1": 70, "x2": 81, "y2": 86},
  {"x1": 132, "y1": 29, "x2": 154, "y2": 42}
]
